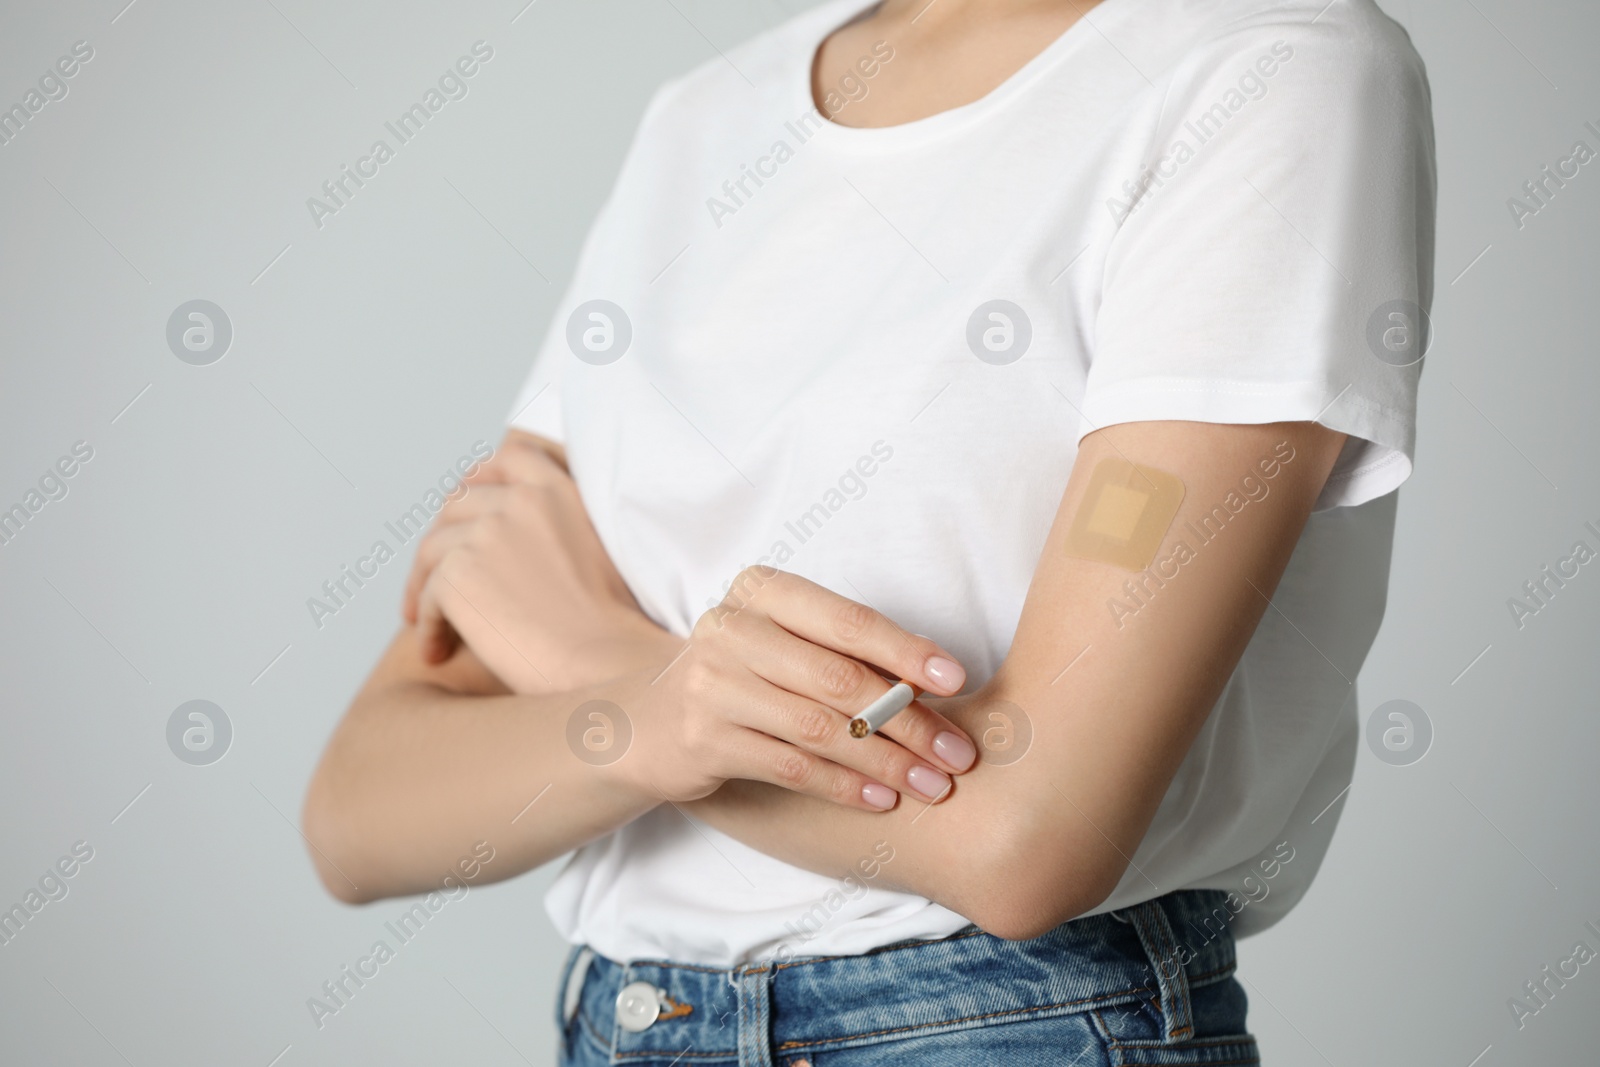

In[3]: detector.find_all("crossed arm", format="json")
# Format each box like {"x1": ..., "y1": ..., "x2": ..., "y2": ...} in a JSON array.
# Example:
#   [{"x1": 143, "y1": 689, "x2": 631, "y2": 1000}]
[{"x1": 303, "y1": 418, "x2": 1345, "y2": 939}]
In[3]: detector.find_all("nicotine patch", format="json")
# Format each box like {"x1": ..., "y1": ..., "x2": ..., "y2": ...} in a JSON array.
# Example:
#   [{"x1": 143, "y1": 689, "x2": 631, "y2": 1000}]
[{"x1": 1065, "y1": 458, "x2": 1185, "y2": 571}]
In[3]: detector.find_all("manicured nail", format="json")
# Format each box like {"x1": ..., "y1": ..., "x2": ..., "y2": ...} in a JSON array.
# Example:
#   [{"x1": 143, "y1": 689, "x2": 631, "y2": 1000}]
[
  {"x1": 906, "y1": 765, "x2": 951, "y2": 801},
  {"x1": 933, "y1": 731, "x2": 977, "y2": 772},
  {"x1": 923, "y1": 656, "x2": 966, "y2": 693},
  {"x1": 862, "y1": 783, "x2": 897, "y2": 810}
]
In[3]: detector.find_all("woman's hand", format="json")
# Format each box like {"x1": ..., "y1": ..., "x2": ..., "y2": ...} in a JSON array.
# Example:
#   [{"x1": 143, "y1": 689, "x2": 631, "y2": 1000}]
[
  {"x1": 403, "y1": 430, "x2": 676, "y2": 693},
  {"x1": 606, "y1": 568, "x2": 979, "y2": 812},
  {"x1": 402, "y1": 430, "x2": 979, "y2": 812}
]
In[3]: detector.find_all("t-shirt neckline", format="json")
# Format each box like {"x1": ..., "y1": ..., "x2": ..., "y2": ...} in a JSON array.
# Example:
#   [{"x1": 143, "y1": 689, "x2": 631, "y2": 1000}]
[{"x1": 796, "y1": 0, "x2": 1131, "y2": 150}]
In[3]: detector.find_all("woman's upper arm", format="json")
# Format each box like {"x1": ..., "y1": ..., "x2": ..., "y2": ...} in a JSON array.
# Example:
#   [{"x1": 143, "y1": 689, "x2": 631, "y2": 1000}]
[{"x1": 894, "y1": 418, "x2": 1348, "y2": 936}]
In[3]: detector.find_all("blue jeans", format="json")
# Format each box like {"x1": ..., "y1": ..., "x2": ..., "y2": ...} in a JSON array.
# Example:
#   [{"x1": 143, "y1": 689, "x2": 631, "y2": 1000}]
[{"x1": 555, "y1": 889, "x2": 1260, "y2": 1065}]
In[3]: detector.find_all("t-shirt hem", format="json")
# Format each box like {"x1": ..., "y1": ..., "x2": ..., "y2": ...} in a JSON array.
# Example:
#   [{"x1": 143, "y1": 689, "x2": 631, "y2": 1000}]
[
  {"x1": 507, "y1": 376, "x2": 564, "y2": 444},
  {"x1": 1075, "y1": 377, "x2": 1414, "y2": 511}
]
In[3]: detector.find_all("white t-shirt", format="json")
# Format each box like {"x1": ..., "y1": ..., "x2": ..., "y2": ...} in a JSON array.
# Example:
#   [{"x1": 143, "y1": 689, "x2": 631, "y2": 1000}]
[{"x1": 509, "y1": 0, "x2": 1434, "y2": 966}]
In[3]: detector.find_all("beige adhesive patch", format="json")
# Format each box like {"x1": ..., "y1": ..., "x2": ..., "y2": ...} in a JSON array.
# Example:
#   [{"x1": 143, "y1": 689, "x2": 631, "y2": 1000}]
[{"x1": 1065, "y1": 458, "x2": 1185, "y2": 570}]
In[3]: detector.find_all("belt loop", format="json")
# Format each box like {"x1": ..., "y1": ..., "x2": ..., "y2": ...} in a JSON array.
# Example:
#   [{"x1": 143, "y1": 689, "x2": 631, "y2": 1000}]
[
  {"x1": 560, "y1": 946, "x2": 595, "y2": 1030},
  {"x1": 1122, "y1": 898, "x2": 1195, "y2": 1044},
  {"x1": 734, "y1": 964, "x2": 776, "y2": 1067}
]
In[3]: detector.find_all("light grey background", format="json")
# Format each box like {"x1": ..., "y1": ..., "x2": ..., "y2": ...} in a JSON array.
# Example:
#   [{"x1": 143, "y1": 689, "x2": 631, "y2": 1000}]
[{"x1": 1, "y1": 0, "x2": 1596, "y2": 1063}]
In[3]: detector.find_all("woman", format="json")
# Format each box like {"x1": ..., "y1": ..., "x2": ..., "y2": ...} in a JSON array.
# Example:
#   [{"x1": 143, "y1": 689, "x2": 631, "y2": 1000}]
[{"x1": 303, "y1": 0, "x2": 1434, "y2": 1062}]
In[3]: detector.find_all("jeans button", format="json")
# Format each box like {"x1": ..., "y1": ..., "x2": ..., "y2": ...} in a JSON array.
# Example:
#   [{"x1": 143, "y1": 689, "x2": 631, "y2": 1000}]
[{"x1": 616, "y1": 981, "x2": 661, "y2": 1032}]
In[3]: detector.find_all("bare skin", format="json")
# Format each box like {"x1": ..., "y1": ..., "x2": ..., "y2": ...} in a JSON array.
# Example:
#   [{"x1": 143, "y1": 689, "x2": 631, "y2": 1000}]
[{"x1": 813, "y1": 0, "x2": 1105, "y2": 128}]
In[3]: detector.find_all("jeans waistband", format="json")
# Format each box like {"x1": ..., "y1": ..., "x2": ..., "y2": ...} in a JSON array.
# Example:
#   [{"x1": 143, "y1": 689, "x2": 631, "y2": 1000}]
[{"x1": 558, "y1": 889, "x2": 1242, "y2": 1065}]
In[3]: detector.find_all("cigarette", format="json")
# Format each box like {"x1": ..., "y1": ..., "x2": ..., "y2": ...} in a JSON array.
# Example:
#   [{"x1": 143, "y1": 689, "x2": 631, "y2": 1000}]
[{"x1": 849, "y1": 682, "x2": 917, "y2": 738}]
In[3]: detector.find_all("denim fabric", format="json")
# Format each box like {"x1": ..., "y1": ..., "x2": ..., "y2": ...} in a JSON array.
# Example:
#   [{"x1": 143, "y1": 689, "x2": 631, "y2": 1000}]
[{"x1": 555, "y1": 889, "x2": 1259, "y2": 1066}]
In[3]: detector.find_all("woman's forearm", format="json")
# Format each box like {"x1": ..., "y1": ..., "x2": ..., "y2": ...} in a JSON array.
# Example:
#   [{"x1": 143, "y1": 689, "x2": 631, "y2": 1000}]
[
  {"x1": 303, "y1": 598, "x2": 971, "y2": 905},
  {"x1": 683, "y1": 688, "x2": 1067, "y2": 937},
  {"x1": 301, "y1": 631, "x2": 661, "y2": 904}
]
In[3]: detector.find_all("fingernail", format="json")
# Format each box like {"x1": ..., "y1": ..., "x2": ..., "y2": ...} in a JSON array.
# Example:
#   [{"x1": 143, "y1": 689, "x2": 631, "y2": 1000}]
[
  {"x1": 906, "y1": 765, "x2": 951, "y2": 801},
  {"x1": 933, "y1": 731, "x2": 977, "y2": 772},
  {"x1": 923, "y1": 656, "x2": 966, "y2": 693},
  {"x1": 862, "y1": 783, "x2": 897, "y2": 810}
]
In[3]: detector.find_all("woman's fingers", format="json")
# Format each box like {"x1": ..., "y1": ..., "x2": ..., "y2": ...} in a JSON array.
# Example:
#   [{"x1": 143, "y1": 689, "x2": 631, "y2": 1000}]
[
  {"x1": 490, "y1": 435, "x2": 569, "y2": 485},
  {"x1": 404, "y1": 441, "x2": 574, "y2": 623},
  {"x1": 400, "y1": 484, "x2": 507, "y2": 624},
  {"x1": 724, "y1": 611, "x2": 978, "y2": 775},
  {"x1": 726, "y1": 731, "x2": 903, "y2": 813},
  {"x1": 414, "y1": 566, "x2": 464, "y2": 664},
  {"x1": 725, "y1": 666, "x2": 956, "y2": 803},
  {"x1": 739, "y1": 569, "x2": 967, "y2": 696},
  {"x1": 402, "y1": 523, "x2": 473, "y2": 624},
  {"x1": 430, "y1": 483, "x2": 511, "y2": 529},
  {"x1": 427, "y1": 436, "x2": 562, "y2": 529},
  {"x1": 873, "y1": 702, "x2": 978, "y2": 777}
]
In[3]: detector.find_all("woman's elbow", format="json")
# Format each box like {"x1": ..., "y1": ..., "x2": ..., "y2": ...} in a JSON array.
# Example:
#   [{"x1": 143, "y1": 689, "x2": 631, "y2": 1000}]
[
  {"x1": 954, "y1": 831, "x2": 1128, "y2": 942},
  {"x1": 300, "y1": 765, "x2": 375, "y2": 905},
  {"x1": 963, "y1": 888, "x2": 1109, "y2": 943}
]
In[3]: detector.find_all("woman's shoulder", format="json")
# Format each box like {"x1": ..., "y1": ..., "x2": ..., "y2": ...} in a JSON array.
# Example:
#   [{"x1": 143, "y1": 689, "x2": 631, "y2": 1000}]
[{"x1": 1155, "y1": 0, "x2": 1430, "y2": 102}]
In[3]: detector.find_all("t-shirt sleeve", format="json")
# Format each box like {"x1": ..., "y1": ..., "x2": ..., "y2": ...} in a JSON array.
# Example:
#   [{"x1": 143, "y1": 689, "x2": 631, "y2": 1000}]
[
  {"x1": 505, "y1": 186, "x2": 624, "y2": 444},
  {"x1": 1082, "y1": 18, "x2": 1436, "y2": 510},
  {"x1": 505, "y1": 76, "x2": 686, "y2": 445}
]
